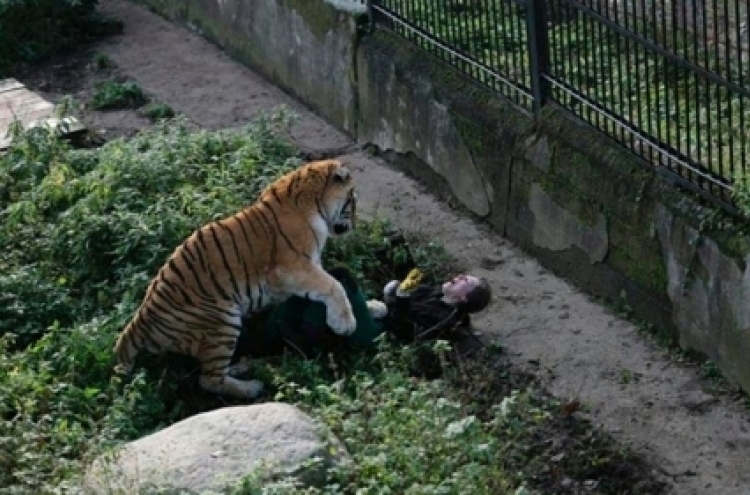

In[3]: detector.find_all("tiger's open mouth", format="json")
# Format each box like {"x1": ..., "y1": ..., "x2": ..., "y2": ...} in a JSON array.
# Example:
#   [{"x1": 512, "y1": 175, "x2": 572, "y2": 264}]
[{"x1": 333, "y1": 190, "x2": 356, "y2": 235}]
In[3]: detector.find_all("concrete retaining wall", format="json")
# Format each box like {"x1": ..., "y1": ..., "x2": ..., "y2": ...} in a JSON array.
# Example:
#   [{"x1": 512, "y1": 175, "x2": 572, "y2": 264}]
[
  {"x1": 135, "y1": 0, "x2": 750, "y2": 392},
  {"x1": 136, "y1": 0, "x2": 365, "y2": 135}
]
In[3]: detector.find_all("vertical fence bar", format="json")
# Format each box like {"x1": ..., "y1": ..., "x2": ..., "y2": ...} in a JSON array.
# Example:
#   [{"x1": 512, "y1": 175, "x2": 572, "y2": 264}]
[
  {"x1": 365, "y1": 0, "x2": 374, "y2": 33},
  {"x1": 527, "y1": 0, "x2": 550, "y2": 113}
]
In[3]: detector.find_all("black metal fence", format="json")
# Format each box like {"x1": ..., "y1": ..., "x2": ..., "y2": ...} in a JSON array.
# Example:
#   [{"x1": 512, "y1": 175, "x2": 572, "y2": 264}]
[{"x1": 369, "y1": 0, "x2": 750, "y2": 210}]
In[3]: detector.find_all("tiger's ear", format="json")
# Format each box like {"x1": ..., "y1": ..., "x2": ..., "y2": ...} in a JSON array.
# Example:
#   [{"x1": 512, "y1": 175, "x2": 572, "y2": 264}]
[{"x1": 333, "y1": 165, "x2": 351, "y2": 182}]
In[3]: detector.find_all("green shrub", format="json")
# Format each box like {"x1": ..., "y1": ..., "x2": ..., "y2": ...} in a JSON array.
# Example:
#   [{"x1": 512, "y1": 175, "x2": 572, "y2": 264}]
[
  {"x1": 0, "y1": 0, "x2": 122, "y2": 76},
  {"x1": 0, "y1": 264, "x2": 76, "y2": 350},
  {"x1": 90, "y1": 79, "x2": 149, "y2": 110},
  {"x1": 92, "y1": 51, "x2": 113, "y2": 71},
  {"x1": 140, "y1": 101, "x2": 176, "y2": 121},
  {"x1": 0, "y1": 306, "x2": 175, "y2": 492},
  {"x1": 323, "y1": 218, "x2": 456, "y2": 297}
]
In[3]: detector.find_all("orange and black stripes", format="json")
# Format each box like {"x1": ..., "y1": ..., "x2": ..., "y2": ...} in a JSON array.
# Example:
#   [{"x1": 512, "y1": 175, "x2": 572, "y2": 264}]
[{"x1": 113, "y1": 159, "x2": 356, "y2": 398}]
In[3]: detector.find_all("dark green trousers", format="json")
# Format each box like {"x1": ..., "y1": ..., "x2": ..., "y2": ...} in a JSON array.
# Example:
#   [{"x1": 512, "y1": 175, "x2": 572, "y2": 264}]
[{"x1": 258, "y1": 267, "x2": 384, "y2": 357}]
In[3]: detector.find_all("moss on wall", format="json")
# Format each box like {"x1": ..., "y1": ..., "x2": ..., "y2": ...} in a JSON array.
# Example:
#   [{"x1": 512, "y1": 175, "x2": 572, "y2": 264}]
[
  {"x1": 528, "y1": 107, "x2": 671, "y2": 295},
  {"x1": 608, "y1": 235, "x2": 668, "y2": 295}
]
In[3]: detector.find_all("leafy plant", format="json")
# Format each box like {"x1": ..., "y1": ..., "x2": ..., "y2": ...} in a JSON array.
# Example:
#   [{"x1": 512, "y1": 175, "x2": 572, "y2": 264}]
[
  {"x1": 236, "y1": 341, "x2": 515, "y2": 494},
  {"x1": 92, "y1": 51, "x2": 113, "y2": 71},
  {"x1": 90, "y1": 79, "x2": 149, "y2": 110},
  {"x1": 140, "y1": 101, "x2": 176, "y2": 121}
]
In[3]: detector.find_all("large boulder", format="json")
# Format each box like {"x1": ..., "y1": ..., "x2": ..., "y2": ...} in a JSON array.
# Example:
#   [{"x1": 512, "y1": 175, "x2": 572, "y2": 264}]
[{"x1": 84, "y1": 402, "x2": 348, "y2": 494}]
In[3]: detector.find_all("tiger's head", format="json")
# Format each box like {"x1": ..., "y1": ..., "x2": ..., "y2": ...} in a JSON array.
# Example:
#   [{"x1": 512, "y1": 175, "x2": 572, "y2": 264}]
[
  {"x1": 266, "y1": 159, "x2": 357, "y2": 237},
  {"x1": 317, "y1": 159, "x2": 357, "y2": 237}
]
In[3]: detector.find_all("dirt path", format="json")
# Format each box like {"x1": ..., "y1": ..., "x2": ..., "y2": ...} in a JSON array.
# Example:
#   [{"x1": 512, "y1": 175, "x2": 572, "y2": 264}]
[{"x1": 22, "y1": 1, "x2": 750, "y2": 493}]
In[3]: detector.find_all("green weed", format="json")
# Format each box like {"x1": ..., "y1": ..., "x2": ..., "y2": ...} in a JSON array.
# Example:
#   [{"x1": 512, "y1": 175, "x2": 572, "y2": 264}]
[
  {"x1": 238, "y1": 341, "x2": 515, "y2": 494},
  {"x1": 91, "y1": 79, "x2": 149, "y2": 110},
  {"x1": 140, "y1": 101, "x2": 176, "y2": 121},
  {"x1": 92, "y1": 51, "x2": 114, "y2": 71}
]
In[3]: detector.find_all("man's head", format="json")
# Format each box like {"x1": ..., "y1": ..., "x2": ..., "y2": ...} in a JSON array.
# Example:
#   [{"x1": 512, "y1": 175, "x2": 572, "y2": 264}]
[{"x1": 441, "y1": 274, "x2": 492, "y2": 313}]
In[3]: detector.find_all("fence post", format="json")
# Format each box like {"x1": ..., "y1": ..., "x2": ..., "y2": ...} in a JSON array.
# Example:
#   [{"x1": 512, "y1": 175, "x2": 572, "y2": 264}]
[
  {"x1": 365, "y1": 0, "x2": 375, "y2": 33},
  {"x1": 527, "y1": 0, "x2": 550, "y2": 113}
]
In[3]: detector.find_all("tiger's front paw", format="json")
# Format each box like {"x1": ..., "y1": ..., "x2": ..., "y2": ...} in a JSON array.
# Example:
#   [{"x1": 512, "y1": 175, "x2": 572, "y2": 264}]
[{"x1": 328, "y1": 307, "x2": 357, "y2": 336}]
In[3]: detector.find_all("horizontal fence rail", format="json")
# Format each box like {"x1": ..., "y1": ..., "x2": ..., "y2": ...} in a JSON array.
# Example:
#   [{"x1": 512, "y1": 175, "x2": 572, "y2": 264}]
[{"x1": 370, "y1": 0, "x2": 750, "y2": 210}]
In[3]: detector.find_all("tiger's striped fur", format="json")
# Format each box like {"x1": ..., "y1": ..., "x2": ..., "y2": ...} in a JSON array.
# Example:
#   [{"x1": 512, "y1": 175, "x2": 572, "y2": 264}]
[{"x1": 114, "y1": 159, "x2": 358, "y2": 398}]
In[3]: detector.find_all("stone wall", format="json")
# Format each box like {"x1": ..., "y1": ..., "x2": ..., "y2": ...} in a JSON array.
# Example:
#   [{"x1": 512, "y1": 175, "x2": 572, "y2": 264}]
[{"x1": 135, "y1": 0, "x2": 750, "y2": 393}]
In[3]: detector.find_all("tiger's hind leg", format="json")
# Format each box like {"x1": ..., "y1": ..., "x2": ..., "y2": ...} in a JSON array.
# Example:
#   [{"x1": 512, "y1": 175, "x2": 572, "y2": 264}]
[
  {"x1": 196, "y1": 327, "x2": 264, "y2": 399},
  {"x1": 226, "y1": 356, "x2": 252, "y2": 377}
]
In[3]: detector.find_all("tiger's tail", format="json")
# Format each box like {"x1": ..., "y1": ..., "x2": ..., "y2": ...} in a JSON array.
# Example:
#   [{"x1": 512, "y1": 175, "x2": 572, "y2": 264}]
[{"x1": 113, "y1": 315, "x2": 142, "y2": 375}]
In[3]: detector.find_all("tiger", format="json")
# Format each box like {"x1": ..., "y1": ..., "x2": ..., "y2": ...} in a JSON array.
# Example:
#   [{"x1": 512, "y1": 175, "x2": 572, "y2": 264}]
[{"x1": 114, "y1": 159, "x2": 358, "y2": 398}]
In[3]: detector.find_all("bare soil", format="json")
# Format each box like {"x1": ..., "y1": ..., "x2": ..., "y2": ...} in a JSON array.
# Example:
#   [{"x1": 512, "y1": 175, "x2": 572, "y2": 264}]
[{"x1": 13, "y1": 1, "x2": 750, "y2": 493}]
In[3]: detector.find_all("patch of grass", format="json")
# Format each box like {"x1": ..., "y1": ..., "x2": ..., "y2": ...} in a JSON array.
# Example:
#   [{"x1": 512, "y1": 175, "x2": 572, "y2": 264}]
[
  {"x1": 323, "y1": 220, "x2": 456, "y2": 298},
  {"x1": 140, "y1": 101, "x2": 176, "y2": 121},
  {"x1": 233, "y1": 341, "x2": 664, "y2": 494},
  {"x1": 256, "y1": 342, "x2": 516, "y2": 494},
  {"x1": 90, "y1": 79, "x2": 149, "y2": 110},
  {"x1": 92, "y1": 51, "x2": 114, "y2": 71},
  {"x1": 620, "y1": 368, "x2": 634, "y2": 385}
]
